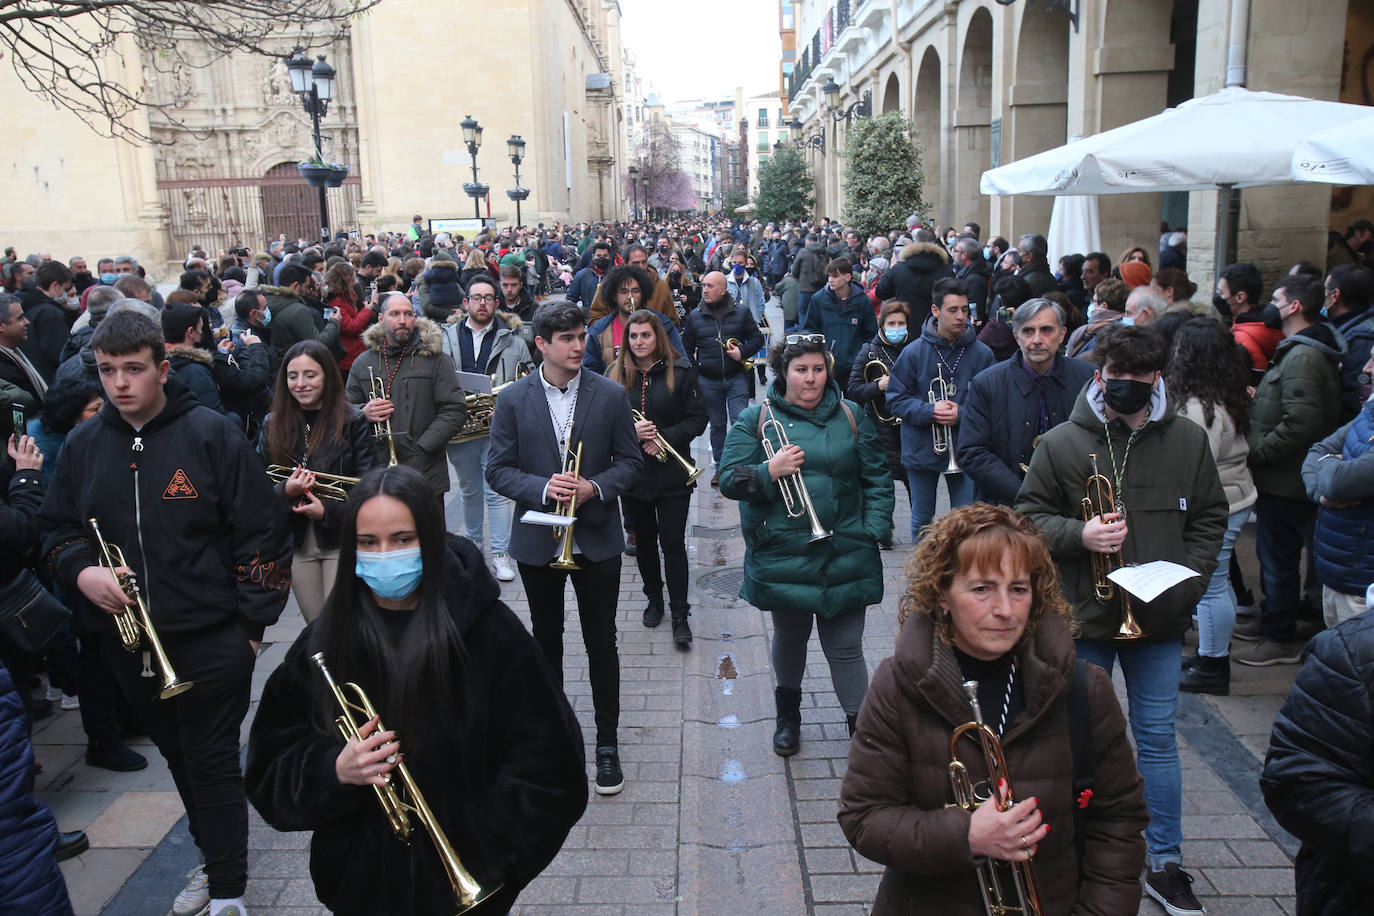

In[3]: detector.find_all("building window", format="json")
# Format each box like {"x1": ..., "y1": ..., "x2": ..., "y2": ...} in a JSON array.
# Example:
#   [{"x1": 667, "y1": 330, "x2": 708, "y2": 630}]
[
  {"x1": 758, "y1": 109, "x2": 769, "y2": 127},
  {"x1": 783, "y1": 62, "x2": 795, "y2": 77},
  {"x1": 758, "y1": 134, "x2": 770, "y2": 151},
  {"x1": 782, "y1": 3, "x2": 794, "y2": 30}
]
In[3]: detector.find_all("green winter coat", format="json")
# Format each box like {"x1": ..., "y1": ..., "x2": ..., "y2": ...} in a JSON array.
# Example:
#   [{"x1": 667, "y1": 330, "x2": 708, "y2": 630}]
[
  {"x1": 1247, "y1": 323, "x2": 1346, "y2": 501},
  {"x1": 719, "y1": 379, "x2": 894, "y2": 618},
  {"x1": 1014, "y1": 383, "x2": 1228, "y2": 642}
]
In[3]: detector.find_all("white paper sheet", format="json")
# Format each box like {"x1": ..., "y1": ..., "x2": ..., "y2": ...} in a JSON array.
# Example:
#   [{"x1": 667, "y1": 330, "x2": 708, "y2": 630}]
[
  {"x1": 1106, "y1": 561, "x2": 1200, "y2": 602},
  {"x1": 520, "y1": 509, "x2": 568, "y2": 528},
  {"x1": 456, "y1": 371, "x2": 493, "y2": 394}
]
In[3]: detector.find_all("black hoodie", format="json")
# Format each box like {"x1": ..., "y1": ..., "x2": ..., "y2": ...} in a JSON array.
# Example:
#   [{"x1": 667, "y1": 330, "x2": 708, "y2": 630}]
[{"x1": 39, "y1": 377, "x2": 291, "y2": 640}]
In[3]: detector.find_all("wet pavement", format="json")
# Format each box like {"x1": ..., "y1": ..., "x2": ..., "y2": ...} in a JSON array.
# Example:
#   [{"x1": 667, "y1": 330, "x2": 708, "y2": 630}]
[{"x1": 37, "y1": 394, "x2": 1304, "y2": 914}]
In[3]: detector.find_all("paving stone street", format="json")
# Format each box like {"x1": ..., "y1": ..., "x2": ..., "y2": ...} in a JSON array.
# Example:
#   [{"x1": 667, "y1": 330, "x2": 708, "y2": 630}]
[{"x1": 37, "y1": 427, "x2": 1303, "y2": 915}]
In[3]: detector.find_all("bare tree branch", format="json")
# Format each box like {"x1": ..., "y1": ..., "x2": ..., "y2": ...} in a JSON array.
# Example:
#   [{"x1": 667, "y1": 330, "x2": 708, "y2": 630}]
[{"x1": 0, "y1": 0, "x2": 381, "y2": 144}]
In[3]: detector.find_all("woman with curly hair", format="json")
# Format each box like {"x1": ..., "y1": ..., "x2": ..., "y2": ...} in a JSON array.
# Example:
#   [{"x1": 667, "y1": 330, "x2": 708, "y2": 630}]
[
  {"x1": 838, "y1": 504, "x2": 1147, "y2": 916},
  {"x1": 1168, "y1": 319, "x2": 1256, "y2": 695}
]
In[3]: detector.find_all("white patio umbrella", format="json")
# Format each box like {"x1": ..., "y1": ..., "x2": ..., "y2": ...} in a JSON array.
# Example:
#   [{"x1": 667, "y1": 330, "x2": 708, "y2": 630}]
[
  {"x1": 1291, "y1": 114, "x2": 1374, "y2": 185},
  {"x1": 1046, "y1": 195, "x2": 1101, "y2": 271},
  {"x1": 980, "y1": 87, "x2": 1372, "y2": 197}
]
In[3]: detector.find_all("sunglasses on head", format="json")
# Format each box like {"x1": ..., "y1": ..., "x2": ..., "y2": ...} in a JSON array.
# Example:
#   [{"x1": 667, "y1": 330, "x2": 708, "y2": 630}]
[{"x1": 784, "y1": 333, "x2": 826, "y2": 346}]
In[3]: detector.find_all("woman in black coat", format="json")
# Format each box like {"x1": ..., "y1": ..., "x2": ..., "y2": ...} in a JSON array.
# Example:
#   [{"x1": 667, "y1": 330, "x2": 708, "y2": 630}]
[
  {"x1": 246, "y1": 466, "x2": 587, "y2": 916},
  {"x1": 257, "y1": 340, "x2": 384, "y2": 622},
  {"x1": 608, "y1": 309, "x2": 708, "y2": 645},
  {"x1": 847, "y1": 300, "x2": 911, "y2": 516}
]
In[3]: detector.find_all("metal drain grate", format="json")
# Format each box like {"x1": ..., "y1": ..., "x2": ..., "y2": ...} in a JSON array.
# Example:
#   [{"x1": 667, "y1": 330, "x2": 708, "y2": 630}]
[{"x1": 698, "y1": 566, "x2": 746, "y2": 600}]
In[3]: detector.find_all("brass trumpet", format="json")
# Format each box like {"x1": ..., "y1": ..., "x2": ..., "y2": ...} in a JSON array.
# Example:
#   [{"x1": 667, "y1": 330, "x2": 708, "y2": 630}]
[
  {"x1": 369, "y1": 367, "x2": 399, "y2": 467},
  {"x1": 551, "y1": 426, "x2": 583, "y2": 571},
  {"x1": 265, "y1": 466, "x2": 361, "y2": 501},
  {"x1": 88, "y1": 518, "x2": 193, "y2": 701},
  {"x1": 863, "y1": 359, "x2": 900, "y2": 426},
  {"x1": 311, "y1": 652, "x2": 498, "y2": 913},
  {"x1": 724, "y1": 338, "x2": 756, "y2": 371},
  {"x1": 631, "y1": 409, "x2": 703, "y2": 484},
  {"x1": 929, "y1": 365, "x2": 961, "y2": 475},
  {"x1": 948, "y1": 680, "x2": 1045, "y2": 916},
  {"x1": 759, "y1": 402, "x2": 832, "y2": 542},
  {"x1": 1081, "y1": 454, "x2": 1143, "y2": 639}
]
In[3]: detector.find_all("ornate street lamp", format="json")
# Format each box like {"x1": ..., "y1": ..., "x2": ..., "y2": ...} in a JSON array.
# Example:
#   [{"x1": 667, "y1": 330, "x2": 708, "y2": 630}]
[
  {"x1": 628, "y1": 165, "x2": 639, "y2": 219},
  {"x1": 789, "y1": 117, "x2": 825, "y2": 156},
  {"x1": 287, "y1": 47, "x2": 342, "y2": 242},
  {"x1": 505, "y1": 135, "x2": 530, "y2": 228},
  {"x1": 822, "y1": 78, "x2": 872, "y2": 126},
  {"x1": 461, "y1": 115, "x2": 488, "y2": 220}
]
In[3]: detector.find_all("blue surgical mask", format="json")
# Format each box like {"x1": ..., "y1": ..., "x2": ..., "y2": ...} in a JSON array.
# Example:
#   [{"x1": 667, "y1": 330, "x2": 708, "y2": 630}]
[
  {"x1": 260, "y1": 306, "x2": 272, "y2": 327},
  {"x1": 1120, "y1": 315, "x2": 1135, "y2": 327},
  {"x1": 883, "y1": 327, "x2": 907, "y2": 344},
  {"x1": 1086, "y1": 305, "x2": 1098, "y2": 322},
  {"x1": 355, "y1": 546, "x2": 423, "y2": 600},
  {"x1": 100, "y1": 272, "x2": 117, "y2": 285},
  {"x1": 732, "y1": 264, "x2": 745, "y2": 276},
  {"x1": 982, "y1": 247, "x2": 993, "y2": 261}
]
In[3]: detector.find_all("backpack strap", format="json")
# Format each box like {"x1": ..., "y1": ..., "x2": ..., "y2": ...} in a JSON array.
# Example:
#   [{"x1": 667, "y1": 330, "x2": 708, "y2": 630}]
[
  {"x1": 756, "y1": 399, "x2": 773, "y2": 441},
  {"x1": 1067, "y1": 658, "x2": 1095, "y2": 872},
  {"x1": 838, "y1": 400, "x2": 858, "y2": 441}
]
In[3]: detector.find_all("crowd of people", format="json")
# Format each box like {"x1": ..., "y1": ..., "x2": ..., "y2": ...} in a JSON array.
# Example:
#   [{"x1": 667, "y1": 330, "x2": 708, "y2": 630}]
[{"x1": 1, "y1": 210, "x2": 1372, "y2": 915}]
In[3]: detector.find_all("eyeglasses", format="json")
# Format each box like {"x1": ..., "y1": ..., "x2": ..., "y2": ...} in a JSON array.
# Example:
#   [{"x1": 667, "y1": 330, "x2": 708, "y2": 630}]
[
  {"x1": 784, "y1": 333, "x2": 826, "y2": 346},
  {"x1": 467, "y1": 294, "x2": 497, "y2": 303}
]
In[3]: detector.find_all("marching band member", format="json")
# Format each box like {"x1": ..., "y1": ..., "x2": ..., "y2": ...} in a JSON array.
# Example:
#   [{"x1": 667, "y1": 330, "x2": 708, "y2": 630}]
[
  {"x1": 718, "y1": 333, "x2": 893, "y2": 756},
  {"x1": 838, "y1": 504, "x2": 1146, "y2": 916},
  {"x1": 246, "y1": 465, "x2": 587, "y2": 915},
  {"x1": 607, "y1": 308, "x2": 708, "y2": 645},
  {"x1": 1013, "y1": 324, "x2": 1226, "y2": 915},
  {"x1": 847, "y1": 299, "x2": 914, "y2": 509},
  {"x1": 258, "y1": 340, "x2": 383, "y2": 622}
]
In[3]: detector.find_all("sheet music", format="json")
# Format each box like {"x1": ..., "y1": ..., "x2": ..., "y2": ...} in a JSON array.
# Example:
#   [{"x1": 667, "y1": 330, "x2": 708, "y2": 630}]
[
  {"x1": 1107, "y1": 561, "x2": 1200, "y2": 602},
  {"x1": 520, "y1": 509, "x2": 568, "y2": 528},
  {"x1": 456, "y1": 371, "x2": 492, "y2": 394}
]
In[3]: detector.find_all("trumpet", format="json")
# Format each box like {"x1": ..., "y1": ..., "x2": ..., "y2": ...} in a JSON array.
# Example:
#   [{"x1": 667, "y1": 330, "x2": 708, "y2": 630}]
[
  {"x1": 1081, "y1": 454, "x2": 1143, "y2": 639},
  {"x1": 87, "y1": 518, "x2": 193, "y2": 701},
  {"x1": 724, "y1": 338, "x2": 756, "y2": 371},
  {"x1": 265, "y1": 465, "x2": 360, "y2": 501},
  {"x1": 929, "y1": 365, "x2": 961, "y2": 476},
  {"x1": 551, "y1": 427, "x2": 583, "y2": 571},
  {"x1": 759, "y1": 402, "x2": 832, "y2": 542},
  {"x1": 369, "y1": 367, "x2": 399, "y2": 467},
  {"x1": 311, "y1": 652, "x2": 497, "y2": 913},
  {"x1": 632, "y1": 409, "x2": 703, "y2": 484},
  {"x1": 451, "y1": 373, "x2": 525, "y2": 444},
  {"x1": 863, "y1": 359, "x2": 900, "y2": 426},
  {"x1": 948, "y1": 680, "x2": 1045, "y2": 916}
]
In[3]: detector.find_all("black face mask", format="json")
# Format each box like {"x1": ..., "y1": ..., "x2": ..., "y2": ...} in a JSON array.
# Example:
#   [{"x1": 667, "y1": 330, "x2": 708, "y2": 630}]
[
  {"x1": 593, "y1": 257, "x2": 610, "y2": 271},
  {"x1": 73, "y1": 271, "x2": 92, "y2": 286},
  {"x1": 1212, "y1": 293, "x2": 1230, "y2": 316},
  {"x1": 1103, "y1": 377, "x2": 1154, "y2": 416},
  {"x1": 1260, "y1": 302, "x2": 1284, "y2": 330}
]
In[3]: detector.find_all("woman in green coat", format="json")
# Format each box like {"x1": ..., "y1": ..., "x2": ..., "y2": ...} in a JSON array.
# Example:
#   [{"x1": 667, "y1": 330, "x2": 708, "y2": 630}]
[{"x1": 719, "y1": 333, "x2": 894, "y2": 757}]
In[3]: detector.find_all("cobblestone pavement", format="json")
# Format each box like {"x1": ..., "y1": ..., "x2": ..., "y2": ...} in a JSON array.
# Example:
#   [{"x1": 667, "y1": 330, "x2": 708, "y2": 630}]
[{"x1": 39, "y1": 421, "x2": 1302, "y2": 915}]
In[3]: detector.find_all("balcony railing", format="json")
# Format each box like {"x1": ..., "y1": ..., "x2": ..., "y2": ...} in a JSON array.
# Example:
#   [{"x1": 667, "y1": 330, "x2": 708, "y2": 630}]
[{"x1": 789, "y1": 0, "x2": 854, "y2": 103}]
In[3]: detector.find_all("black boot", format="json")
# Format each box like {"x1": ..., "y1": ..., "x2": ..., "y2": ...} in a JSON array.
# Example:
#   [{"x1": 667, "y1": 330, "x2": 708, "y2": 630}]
[
  {"x1": 1180, "y1": 652, "x2": 1199, "y2": 671},
  {"x1": 846, "y1": 714, "x2": 857, "y2": 737},
  {"x1": 670, "y1": 603, "x2": 692, "y2": 647},
  {"x1": 642, "y1": 595, "x2": 664, "y2": 628},
  {"x1": 1180, "y1": 653, "x2": 1231, "y2": 695},
  {"x1": 773, "y1": 686, "x2": 802, "y2": 757},
  {"x1": 55, "y1": 830, "x2": 89, "y2": 862}
]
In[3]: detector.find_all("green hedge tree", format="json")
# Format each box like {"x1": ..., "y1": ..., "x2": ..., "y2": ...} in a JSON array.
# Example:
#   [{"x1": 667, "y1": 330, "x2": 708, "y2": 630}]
[
  {"x1": 754, "y1": 147, "x2": 815, "y2": 225},
  {"x1": 842, "y1": 112, "x2": 927, "y2": 239}
]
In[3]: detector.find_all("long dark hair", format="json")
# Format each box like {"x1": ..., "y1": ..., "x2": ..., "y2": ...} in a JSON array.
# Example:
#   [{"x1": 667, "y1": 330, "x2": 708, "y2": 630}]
[
  {"x1": 607, "y1": 309, "x2": 676, "y2": 392},
  {"x1": 1166, "y1": 318, "x2": 1252, "y2": 437},
  {"x1": 312, "y1": 466, "x2": 465, "y2": 753},
  {"x1": 265, "y1": 340, "x2": 350, "y2": 466}
]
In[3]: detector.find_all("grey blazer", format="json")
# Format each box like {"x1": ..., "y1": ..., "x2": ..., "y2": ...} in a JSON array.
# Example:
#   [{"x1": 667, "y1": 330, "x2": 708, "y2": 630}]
[{"x1": 486, "y1": 369, "x2": 644, "y2": 565}]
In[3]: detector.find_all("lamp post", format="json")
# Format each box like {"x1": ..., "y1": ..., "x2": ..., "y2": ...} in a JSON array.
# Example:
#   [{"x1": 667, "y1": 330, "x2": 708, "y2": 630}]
[
  {"x1": 821, "y1": 78, "x2": 873, "y2": 126},
  {"x1": 640, "y1": 174, "x2": 649, "y2": 221},
  {"x1": 628, "y1": 165, "x2": 639, "y2": 220},
  {"x1": 286, "y1": 47, "x2": 339, "y2": 242},
  {"x1": 460, "y1": 115, "x2": 488, "y2": 221},
  {"x1": 505, "y1": 135, "x2": 530, "y2": 228},
  {"x1": 789, "y1": 117, "x2": 825, "y2": 156}
]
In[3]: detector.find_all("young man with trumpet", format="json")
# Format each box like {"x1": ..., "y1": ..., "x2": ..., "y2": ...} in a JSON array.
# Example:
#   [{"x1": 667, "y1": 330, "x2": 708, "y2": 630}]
[
  {"x1": 39, "y1": 310, "x2": 292, "y2": 916},
  {"x1": 1014, "y1": 324, "x2": 1226, "y2": 916},
  {"x1": 486, "y1": 300, "x2": 643, "y2": 796},
  {"x1": 607, "y1": 308, "x2": 708, "y2": 645},
  {"x1": 886, "y1": 277, "x2": 994, "y2": 542}
]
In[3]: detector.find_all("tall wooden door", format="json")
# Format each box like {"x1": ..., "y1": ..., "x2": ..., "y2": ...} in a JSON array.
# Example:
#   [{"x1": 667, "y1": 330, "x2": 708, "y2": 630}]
[{"x1": 260, "y1": 162, "x2": 317, "y2": 244}]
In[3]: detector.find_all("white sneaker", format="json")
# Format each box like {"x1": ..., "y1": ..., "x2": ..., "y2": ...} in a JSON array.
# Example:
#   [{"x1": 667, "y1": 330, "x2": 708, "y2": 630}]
[
  {"x1": 492, "y1": 552, "x2": 516, "y2": 582},
  {"x1": 171, "y1": 865, "x2": 210, "y2": 916},
  {"x1": 60, "y1": 694, "x2": 80, "y2": 710},
  {"x1": 45, "y1": 684, "x2": 63, "y2": 703}
]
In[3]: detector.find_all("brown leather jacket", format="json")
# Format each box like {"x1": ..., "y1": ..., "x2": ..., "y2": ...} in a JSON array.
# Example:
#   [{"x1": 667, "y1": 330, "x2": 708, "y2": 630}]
[{"x1": 838, "y1": 612, "x2": 1147, "y2": 916}]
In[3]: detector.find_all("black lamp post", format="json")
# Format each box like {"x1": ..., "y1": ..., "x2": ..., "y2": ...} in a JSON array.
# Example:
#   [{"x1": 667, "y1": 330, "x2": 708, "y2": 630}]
[
  {"x1": 505, "y1": 135, "x2": 530, "y2": 228},
  {"x1": 628, "y1": 165, "x2": 639, "y2": 219},
  {"x1": 286, "y1": 47, "x2": 339, "y2": 242},
  {"x1": 822, "y1": 78, "x2": 873, "y2": 125},
  {"x1": 789, "y1": 117, "x2": 825, "y2": 156},
  {"x1": 640, "y1": 174, "x2": 649, "y2": 221},
  {"x1": 460, "y1": 115, "x2": 488, "y2": 220}
]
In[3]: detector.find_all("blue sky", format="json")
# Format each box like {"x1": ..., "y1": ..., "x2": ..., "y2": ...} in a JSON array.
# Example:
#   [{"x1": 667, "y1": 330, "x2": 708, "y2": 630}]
[{"x1": 619, "y1": 0, "x2": 783, "y2": 104}]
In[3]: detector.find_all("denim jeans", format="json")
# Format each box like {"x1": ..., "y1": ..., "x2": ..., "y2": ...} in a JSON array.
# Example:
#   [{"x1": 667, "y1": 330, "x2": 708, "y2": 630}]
[
  {"x1": 1255, "y1": 492, "x2": 1316, "y2": 642},
  {"x1": 1196, "y1": 507, "x2": 1251, "y2": 657},
  {"x1": 444, "y1": 438, "x2": 512, "y2": 553},
  {"x1": 1075, "y1": 638, "x2": 1183, "y2": 872},
  {"x1": 698, "y1": 373, "x2": 751, "y2": 466},
  {"x1": 906, "y1": 469, "x2": 975, "y2": 541},
  {"x1": 797, "y1": 290, "x2": 814, "y2": 328}
]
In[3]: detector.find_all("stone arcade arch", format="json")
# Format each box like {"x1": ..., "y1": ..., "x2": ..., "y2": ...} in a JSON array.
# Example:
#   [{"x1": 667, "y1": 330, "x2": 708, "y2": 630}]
[
  {"x1": 914, "y1": 46, "x2": 943, "y2": 223},
  {"x1": 1004, "y1": 8, "x2": 1069, "y2": 240},
  {"x1": 954, "y1": 8, "x2": 994, "y2": 235},
  {"x1": 882, "y1": 72, "x2": 901, "y2": 114}
]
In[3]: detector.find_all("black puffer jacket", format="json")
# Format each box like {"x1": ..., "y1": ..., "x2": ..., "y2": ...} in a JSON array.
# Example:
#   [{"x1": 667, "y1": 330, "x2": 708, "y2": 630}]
[
  {"x1": 681, "y1": 298, "x2": 764, "y2": 381},
  {"x1": 1261, "y1": 612, "x2": 1374, "y2": 915},
  {"x1": 618, "y1": 361, "x2": 708, "y2": 500},
  {"x1": 875, "y1": 242, "x2": 954, "y2": 311},
  {"x1": 845, "y1": 333, "x2": 908, "y2": 481},
  {"x1": 246, "y1": 535, "x2": 588, "y2": 916}
]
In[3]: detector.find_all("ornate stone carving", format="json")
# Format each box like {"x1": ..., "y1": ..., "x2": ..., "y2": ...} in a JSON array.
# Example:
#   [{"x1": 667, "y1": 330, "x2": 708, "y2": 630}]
[{"x1": 263, "y1": 60, "x2": 296, "y2": 109}]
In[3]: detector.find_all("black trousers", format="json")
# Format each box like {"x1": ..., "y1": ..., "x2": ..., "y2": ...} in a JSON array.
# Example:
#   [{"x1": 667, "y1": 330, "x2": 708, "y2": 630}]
[
  {"x1": 100, "y1": 620, "x2": 255, "y2": 899},
  {"x1": 518, "y1": 556, "x2": 621, "y2": 748},
  {"x1": 622, "y1": 493, "x2": 691, "y2": 608}
]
